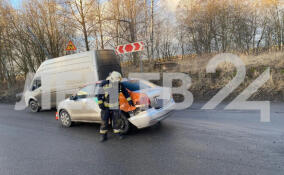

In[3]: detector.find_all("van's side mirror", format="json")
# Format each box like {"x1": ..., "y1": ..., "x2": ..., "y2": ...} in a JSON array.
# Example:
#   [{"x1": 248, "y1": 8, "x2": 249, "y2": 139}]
[{"x1": 32, "y1": 85, "x2": 36, "y2": 91}]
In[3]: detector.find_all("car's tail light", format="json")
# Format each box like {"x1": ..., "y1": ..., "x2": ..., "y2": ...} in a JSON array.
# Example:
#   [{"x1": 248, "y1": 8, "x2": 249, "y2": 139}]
[
  {"x1": 147, "y1": 97, "x2": 151, "y2": 108},
  {"x1": 143, "y1": 95, "x2": 152, "y2": 109},
  {"x1": 135, "y1": 94, "x2": 151, "y2": 111}
]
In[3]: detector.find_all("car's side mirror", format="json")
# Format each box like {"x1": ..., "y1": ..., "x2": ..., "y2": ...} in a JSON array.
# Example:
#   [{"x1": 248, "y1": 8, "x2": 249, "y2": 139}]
[{"x1": 70, "y1": 95, "x2": 78, "y2": 101}]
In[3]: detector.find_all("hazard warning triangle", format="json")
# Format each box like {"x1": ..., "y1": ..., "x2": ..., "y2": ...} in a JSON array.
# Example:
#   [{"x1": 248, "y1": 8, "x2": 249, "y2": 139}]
[{"x1": 65, "y1": 41, "x2": 77, "y2": 51}]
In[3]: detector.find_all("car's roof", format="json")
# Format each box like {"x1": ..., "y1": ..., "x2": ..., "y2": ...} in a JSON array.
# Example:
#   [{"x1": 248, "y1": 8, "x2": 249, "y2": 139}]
[{"x1": 82, "y1": 78, "x2": 142, "y2": 87}]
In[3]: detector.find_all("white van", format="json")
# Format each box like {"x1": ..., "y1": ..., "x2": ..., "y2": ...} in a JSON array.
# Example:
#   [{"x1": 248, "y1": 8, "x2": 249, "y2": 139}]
[{"x1": 24, "y1": 50, "x2": 121, "y2": 112}]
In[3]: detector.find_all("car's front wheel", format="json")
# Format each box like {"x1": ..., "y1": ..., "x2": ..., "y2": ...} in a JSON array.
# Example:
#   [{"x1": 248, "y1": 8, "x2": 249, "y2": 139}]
[{"x1": 60, "y1": 110, "x2": 73, "y2": 127}]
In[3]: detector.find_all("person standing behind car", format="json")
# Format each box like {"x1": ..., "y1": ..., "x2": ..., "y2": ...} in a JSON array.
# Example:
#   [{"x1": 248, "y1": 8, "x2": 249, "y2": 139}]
[{"x1": 97, "y1": 71, "x2": 135, "y2": 142}]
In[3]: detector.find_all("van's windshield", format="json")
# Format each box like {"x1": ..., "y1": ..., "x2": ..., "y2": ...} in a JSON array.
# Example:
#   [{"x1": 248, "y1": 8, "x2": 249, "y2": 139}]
[
  {"x1": 96, "y1": 50, "x2": 122, "y2": 80},
  {"x1": 31, "y1": 77, "x2": 41, "y2": 91}
]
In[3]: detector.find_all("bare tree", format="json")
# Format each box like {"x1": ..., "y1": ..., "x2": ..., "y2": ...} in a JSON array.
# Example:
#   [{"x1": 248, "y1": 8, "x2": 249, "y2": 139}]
[{"x1": 65, "y1": 0, "x2": 96, "y2": 51}]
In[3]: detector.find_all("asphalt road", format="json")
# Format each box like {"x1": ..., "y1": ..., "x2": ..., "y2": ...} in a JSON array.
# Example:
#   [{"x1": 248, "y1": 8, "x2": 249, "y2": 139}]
[{"x1": 0, "y1": 103, "x2": 283, "y2": 175}]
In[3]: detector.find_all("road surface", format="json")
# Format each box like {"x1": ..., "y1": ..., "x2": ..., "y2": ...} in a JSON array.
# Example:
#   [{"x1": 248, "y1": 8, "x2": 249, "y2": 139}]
[{"x1": 0, "y1": 103, "x2": 283, "y2": 175}]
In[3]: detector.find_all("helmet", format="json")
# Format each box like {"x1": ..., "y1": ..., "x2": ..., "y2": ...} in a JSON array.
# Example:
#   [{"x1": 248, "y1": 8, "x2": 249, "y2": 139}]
[{"x1": 107, "y1": 71, "x2": 122, "y2": 82}]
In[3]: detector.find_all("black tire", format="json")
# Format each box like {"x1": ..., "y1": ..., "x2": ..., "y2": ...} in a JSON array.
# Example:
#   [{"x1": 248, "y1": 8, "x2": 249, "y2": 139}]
[
  {"x1": 117, "y1": 113, "x2": 130, "y2": 134},
  {"x1": 59, "y1": 110, "x2": 73, "y2": 127},
  {"x1": 29, "y1": 100, "x2": 40, "y2": 113}
]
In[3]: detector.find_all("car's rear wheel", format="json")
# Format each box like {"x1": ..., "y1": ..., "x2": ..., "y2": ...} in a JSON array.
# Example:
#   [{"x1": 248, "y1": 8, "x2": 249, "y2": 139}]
[
  {"x1": 60, "y1": 110, "x2": 72, "y2": 127},
  {"x1": 117, "y1": 113, "x2": 130, "y2": 134},
  {"x1": 29, "y1": 100, "x2": 40, "y2": 113}
]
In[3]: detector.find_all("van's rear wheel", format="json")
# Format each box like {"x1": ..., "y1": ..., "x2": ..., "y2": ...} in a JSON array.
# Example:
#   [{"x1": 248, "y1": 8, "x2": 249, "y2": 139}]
[
  {"x1": 29, "y1": 100, "x2": 40, "y2": 113},
  {"x1": 60, "y1": 110, "x2": 72, "y2": 127}
]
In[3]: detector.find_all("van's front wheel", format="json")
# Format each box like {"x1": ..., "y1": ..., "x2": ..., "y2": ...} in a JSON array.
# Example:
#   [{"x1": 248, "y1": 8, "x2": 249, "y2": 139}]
[{"x1": 29, "y1": 100, "x2": 40, "y2": 112}]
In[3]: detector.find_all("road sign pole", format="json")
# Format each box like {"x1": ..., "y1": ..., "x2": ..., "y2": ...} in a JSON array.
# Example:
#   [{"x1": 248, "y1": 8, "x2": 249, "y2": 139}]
[{"x1": 140, "y1": 52, "x2": 143, "y2": 72}]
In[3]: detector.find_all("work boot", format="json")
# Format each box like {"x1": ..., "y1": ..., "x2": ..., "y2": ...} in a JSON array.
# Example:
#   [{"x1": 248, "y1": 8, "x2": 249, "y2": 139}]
[
  {"x1": 119, "y1": 133, "x2": 125, "y2": 140},
  {"x1": 100, "y1": 134, "x2": 107, "y2": 142}
]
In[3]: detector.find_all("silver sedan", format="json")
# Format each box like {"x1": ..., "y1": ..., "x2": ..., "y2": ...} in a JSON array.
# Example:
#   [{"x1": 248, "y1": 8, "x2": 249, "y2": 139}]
[{"x1": 57, "y1": 79, "x2": 175, "y2": 133}]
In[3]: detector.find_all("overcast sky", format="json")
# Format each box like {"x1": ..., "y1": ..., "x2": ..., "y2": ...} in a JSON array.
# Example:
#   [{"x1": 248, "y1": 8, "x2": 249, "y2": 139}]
[
  {"x1": 10, "y1": 0, "x2": 181, "y2": 11},
  {"x1": 161, "y1": 0, "x2": 180, "y2": 13}
]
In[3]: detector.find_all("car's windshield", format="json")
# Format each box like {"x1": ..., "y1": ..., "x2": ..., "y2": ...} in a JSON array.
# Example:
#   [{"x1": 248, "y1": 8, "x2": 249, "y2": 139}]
[
  {"x1": 122, "y1": 80, "x2": 157, "y2": 91},
  {"x1": 77, "y1": 84, "x2": 95, "y2": 98}
]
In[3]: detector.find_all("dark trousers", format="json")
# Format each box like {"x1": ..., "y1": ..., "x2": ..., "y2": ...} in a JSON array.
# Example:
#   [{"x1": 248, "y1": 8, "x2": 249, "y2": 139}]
[{"x1": 100, "y1": 109, "x2": 121, "y2": 134}]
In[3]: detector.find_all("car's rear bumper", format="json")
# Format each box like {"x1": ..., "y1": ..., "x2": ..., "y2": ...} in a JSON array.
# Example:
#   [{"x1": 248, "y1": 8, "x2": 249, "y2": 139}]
[{"x1": 128, "y1": 99, "x2": 175, "y2": 129}]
